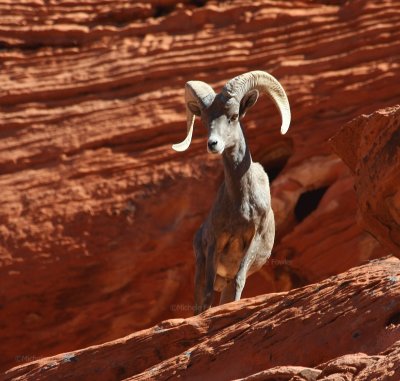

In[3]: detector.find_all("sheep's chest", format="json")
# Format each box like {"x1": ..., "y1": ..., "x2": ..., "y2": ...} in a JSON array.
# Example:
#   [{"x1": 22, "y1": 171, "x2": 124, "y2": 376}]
[
  {"x1": 214, "y1": 198, "x2": 269, "y2": 279},
  {"x1": 211, "y1": 163, "x2": 273, "y2": 279}
]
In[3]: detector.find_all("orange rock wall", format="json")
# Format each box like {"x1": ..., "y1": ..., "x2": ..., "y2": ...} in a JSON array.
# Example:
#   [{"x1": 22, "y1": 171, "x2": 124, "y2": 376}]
[{"x1": 1, "y1": 0, "x2": 399, "y2": 372}]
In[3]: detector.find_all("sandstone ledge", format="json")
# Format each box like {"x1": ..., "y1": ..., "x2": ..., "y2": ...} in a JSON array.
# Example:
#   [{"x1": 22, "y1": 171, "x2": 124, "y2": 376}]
[{"x1": 5, "y1": 256, "x2": 400, "y2": 381}]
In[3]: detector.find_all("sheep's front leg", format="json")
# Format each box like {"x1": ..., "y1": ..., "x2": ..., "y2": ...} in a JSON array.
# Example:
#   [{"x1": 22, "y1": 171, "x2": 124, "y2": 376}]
[{"x1": 234, "y1": 240, "x2": 257, "y2": 301}]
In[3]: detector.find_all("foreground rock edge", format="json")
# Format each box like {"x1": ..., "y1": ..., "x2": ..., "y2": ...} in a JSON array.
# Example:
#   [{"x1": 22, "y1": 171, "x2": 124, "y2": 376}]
[{"x1": 5, "y1": 256, "x2": 400, "y2": 381}]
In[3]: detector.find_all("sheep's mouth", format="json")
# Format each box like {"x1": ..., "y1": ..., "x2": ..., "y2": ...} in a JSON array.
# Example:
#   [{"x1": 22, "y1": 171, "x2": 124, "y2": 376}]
[{"x1": 207, "y1": 146, "x2": 224, "y2": 155}]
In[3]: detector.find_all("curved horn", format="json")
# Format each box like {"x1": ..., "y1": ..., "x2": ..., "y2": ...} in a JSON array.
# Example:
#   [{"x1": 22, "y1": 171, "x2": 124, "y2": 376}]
[
  {"x1": 222, "y1": 70, "x2": 291, "y2": 135},
  {"x1": 172, "y1": 81, "x2": 215, "y2": 152}
]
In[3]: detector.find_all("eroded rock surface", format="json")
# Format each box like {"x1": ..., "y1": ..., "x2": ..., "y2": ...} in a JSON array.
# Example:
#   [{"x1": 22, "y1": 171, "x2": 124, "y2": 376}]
[
  {"x1": 5, "y1": 257, "x2": 400, "y2": 381},
  {"x1": 331, "y1": 105, "x2": 400, "y2": 255},
  {"x1": 1, "y1": 0, "x2": 399, "y2": 372}
]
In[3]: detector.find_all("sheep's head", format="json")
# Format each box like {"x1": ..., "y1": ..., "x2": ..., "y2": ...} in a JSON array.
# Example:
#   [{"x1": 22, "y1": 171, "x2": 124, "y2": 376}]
[{"x1": 172, "y1": 70, "x2": 291, "y2": 155}]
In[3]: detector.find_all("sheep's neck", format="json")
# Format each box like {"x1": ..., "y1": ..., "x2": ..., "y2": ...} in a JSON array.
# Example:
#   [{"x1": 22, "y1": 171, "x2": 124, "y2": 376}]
[{"x1": 222, "y1": 128, "x2": 252, "y2": 203}]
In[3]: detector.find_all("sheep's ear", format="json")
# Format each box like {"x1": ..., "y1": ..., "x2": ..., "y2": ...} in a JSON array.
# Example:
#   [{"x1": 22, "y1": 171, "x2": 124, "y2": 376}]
[
  {"x1": 239, "y1": 89, "x2": 259, "y2": 118},
  {"x1": 187, "y1": 101, "x2": 201, "y2": 116}
]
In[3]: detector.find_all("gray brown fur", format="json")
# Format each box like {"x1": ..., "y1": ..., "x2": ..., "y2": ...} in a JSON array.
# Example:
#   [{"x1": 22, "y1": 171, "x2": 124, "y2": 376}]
[{"x1": 172, "y1": 71, "x2": 291, "y2": 314}]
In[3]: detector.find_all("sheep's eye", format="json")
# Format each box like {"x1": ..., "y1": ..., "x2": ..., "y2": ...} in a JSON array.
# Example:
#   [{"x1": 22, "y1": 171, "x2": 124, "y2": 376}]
[{"x1": 230, "y1": 114, "x2": 238, "y2": 122}]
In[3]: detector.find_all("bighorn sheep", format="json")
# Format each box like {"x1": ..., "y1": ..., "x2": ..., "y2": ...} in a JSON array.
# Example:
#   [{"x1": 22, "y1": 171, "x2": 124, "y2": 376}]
[{"x1": 172, "y1": 70, "x2": 291, "y2": 314}]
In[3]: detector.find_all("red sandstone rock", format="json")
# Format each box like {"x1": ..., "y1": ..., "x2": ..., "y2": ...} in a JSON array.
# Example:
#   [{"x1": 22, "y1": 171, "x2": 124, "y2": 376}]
[
  {"x1": 5, "y1": 256, "x2": 400, "y2": 380},
  {"x1": 234, "y1": 366, "x2": 322, "y2": 381},
  {"x1": 235, "y1": 341, "x2": 400, "y2": 380},
  {"x1": 330, "y1": 105, "x2": 400, "y2": 256},
  {"x1": 0, "y1": 0, "x2": 399, "y2": 373}
]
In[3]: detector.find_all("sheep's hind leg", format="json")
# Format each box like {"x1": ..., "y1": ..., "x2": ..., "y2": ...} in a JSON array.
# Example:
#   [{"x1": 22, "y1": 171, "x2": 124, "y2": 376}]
[
  {"x1": 201, "y1": 242, "x2": 217, "y2": 312},
  {"x1": 193, "y1": 230, "x2": 206, "y2": 315},
  {"x1": 219, "y1": 279, "x2": 236, "y2": 305},
  {"x1": 194, "y1": 254, "x2": 206, "y2": 315}
]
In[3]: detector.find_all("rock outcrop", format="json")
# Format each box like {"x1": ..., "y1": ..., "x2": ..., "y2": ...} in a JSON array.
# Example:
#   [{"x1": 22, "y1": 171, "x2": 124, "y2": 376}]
[
  {"x1": 5, "y1": 256, "x2": 400, "y2": 381},
  {"x1": 331, "y1": 105, "x2": 400, "y2": 255},
  {"x1": 1, "y1": 0, "x2": 399, "y2": 373}
]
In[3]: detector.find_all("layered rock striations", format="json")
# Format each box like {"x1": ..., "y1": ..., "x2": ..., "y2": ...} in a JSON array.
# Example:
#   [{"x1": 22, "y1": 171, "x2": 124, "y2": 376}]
[{"x1": 1, "y1": 0, "x2": 400, "y2": 372}]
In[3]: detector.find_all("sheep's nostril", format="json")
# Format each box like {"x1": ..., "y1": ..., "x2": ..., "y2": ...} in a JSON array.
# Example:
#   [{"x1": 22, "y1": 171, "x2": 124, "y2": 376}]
[{"x1": 208, "y1": 140, "x2": 218, "y2": 150}]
